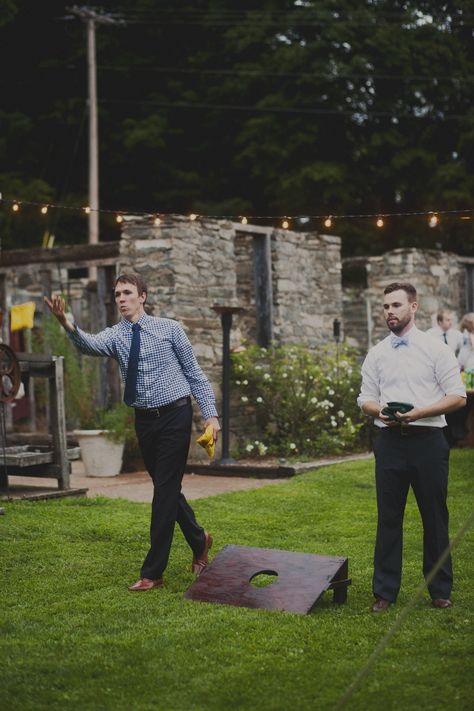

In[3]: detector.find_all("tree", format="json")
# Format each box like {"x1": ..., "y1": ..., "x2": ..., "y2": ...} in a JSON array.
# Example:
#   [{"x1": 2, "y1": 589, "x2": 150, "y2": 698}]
[{"x1": 0, "y1": 0, "x2": 473, "y2": 256}]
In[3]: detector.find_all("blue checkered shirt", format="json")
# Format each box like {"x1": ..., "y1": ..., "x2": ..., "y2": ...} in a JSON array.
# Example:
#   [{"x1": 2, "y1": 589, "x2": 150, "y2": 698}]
[{"x1": 67, "y1": 313, "x2": 218, "y2": 419}]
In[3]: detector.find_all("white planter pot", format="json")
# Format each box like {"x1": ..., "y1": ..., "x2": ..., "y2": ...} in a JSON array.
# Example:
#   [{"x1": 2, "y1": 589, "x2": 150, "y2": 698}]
[{"x1": 73, "y1": 430, "x2": 124, "y2": 477}]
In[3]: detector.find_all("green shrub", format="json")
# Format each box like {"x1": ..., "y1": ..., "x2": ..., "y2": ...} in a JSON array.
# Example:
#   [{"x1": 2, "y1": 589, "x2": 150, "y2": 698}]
[
  {"x1": 231, "y1": 343, "x2": 369, "y2": 458},
  {"x1": 32, "y1": 313, "x2": 98, "y2": 430}
]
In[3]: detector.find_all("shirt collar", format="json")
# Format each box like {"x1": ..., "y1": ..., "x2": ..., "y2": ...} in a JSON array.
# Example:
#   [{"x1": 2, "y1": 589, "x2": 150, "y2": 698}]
[{"x1": 120, "y1": 312, "x2": 150, "y2": 331}]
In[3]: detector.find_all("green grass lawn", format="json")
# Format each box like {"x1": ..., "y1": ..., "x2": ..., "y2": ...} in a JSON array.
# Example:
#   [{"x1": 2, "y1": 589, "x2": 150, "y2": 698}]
[{"x1": 1, "y1": 450, "x2": 473, "y2": 711}]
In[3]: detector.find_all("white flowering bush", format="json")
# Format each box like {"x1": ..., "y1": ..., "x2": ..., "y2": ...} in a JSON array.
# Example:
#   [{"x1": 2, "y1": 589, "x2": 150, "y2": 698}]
[{"x1": 232, "y1": 344, "x2": 367, "y2": 458}]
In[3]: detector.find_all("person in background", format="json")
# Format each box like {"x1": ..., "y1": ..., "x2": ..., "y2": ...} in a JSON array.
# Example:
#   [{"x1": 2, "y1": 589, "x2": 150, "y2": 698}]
[
  {"x1": 457, "y1": 312, "x2": 474, "y2": 373},
  {"x1": 450, "y1": 312, "x2": 474, "y2": 443},
  {"x1": 426, "y1": 309, "x2": 463, "y2": 355},
  {"x1": 357, "y1": 282, "x2": 466, "y2": 613},
  {"x1": 427, "y1": 310, "x2": 465, "y2": 446},
  {"x1": 45, "y1": 274, "x2": 220, "y2": 592}
]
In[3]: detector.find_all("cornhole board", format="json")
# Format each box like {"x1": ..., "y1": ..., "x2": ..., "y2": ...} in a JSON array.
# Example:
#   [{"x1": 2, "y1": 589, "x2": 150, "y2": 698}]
[{"x1": 184, "y1": 544, "x2": 351, "y2": 614}]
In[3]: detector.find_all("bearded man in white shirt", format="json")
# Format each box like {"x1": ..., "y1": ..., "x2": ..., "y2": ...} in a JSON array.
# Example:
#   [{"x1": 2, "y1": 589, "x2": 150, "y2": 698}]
[{"x1": 357, "y1": 282, "x2": 466, "y2": 612}]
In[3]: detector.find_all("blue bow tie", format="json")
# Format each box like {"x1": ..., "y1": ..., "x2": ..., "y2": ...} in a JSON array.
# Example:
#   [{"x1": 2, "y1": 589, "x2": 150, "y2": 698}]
[{"x1": 391, "y1": 335, "x2": 409, "y2": 349}]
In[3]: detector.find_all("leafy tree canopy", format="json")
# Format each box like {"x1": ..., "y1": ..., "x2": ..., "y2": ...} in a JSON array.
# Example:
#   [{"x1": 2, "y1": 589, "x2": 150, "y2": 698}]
[{"x1": 0, "y1": 0, "x2": 473, "y2": 256}]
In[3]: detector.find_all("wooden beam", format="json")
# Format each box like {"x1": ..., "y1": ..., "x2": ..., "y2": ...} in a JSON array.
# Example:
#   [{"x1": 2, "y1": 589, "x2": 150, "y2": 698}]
[
  {"x1": 253, "y1": 233, "x2": 274, "y2": 347},
  {"x1": 0, "y1": 241, "x2": 120, "y2": 269}
]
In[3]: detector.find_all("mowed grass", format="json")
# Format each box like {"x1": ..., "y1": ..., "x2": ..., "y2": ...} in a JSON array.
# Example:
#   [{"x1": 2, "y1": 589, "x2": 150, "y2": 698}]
[{"x1": 1, "y1": 450, "x2": 473, "y2": 711}]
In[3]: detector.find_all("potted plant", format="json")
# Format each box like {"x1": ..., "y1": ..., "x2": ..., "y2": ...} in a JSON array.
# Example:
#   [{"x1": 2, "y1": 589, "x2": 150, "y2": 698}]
[{"x1": 73, "y1": 403, "x2": 135, "y2": 477}]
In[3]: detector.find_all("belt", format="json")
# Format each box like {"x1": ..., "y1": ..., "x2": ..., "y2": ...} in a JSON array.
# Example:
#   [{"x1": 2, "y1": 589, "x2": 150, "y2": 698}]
[
  {"x1": 381, "y1": 425, "x2": 442, "y2": 437},
  {"x1": 134, "y1": 396, "x2": 191, "y2": 418}
]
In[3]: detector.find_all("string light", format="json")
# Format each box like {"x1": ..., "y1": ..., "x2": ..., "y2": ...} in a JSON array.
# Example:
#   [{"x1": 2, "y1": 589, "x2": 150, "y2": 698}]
[
  {"x1": 282, "y1": 219, "x2": 290, "y2": 229},
  {"x1": 1, "y1": 197, "x2": 472, "y2": 225},
  {"x1": 116, "y1": 214, "x2": 124, "y2": 223},
  {"x1": 154, "y1": 216, "x2": 162, "y2": 226}
]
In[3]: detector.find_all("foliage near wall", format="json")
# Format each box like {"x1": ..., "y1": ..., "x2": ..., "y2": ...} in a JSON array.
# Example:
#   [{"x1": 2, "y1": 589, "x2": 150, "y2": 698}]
[{"x1": 231, "y1": 343, "x2": 369, "y2": 457}]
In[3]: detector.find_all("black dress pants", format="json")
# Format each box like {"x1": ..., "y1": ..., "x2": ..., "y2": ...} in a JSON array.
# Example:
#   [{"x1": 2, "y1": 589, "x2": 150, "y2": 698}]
[
  {"x1": 372, "y1": 428, "x2": 453, "y2": 602},
  {"x1": 135, "y1": 402, "x2": 205, "y2": 579}
]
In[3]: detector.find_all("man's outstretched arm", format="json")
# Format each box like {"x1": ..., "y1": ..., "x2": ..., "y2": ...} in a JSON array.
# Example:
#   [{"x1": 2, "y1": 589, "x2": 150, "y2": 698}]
[{"x1": 44, "y1": 294, "x2": 115, "y2": 358}]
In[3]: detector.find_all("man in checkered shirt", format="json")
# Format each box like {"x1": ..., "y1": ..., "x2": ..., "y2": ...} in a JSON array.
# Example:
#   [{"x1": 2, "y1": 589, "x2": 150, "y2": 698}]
[{"x1": 45, "y1": 273, "x2": 220, "y2": 592}]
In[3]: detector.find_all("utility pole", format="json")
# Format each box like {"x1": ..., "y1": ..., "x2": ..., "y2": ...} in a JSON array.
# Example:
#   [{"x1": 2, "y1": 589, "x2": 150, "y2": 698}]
[{"x1": 65, "y1": 6, "x2": 124, "y2": 279}]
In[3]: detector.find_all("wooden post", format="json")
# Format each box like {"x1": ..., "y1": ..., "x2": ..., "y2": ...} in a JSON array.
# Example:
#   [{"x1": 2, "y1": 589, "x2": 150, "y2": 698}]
[
  {"x1": 252, "y1": 233, "x2": 274, "y2": 347},
  {"x1": 49, "y1": 356, "x2": 70, "y2": 489},
  {"x1": 0, "y1": 275, "x2": 9, "y2": 344},
  {"x1": 96, "y1": 267, "x2": 109, "y2": 407}
]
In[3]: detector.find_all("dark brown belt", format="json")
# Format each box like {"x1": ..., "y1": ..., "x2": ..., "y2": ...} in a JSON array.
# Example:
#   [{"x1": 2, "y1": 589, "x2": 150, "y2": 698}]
[
  {"x1": 134, "y1": 396, "x2": 191, "y2": 418},
  {"x1": 381, "y1": 425, "x2": 442, "y2": 436}
]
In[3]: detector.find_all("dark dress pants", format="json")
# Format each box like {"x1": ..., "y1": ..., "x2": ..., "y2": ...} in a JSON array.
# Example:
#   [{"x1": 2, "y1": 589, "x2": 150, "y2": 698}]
[
  {"x1": 372, "y1": 428, "x2": 453, "y2": 602},
  {"x1": 135, "y1": 403, "x2": 205, "y2": 580}
]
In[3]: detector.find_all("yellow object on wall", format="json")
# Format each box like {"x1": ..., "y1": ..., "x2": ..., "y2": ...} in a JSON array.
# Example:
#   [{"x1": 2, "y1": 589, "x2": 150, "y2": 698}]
[{"x1": 10, "y1": 302, "x2": 36, "y2": 331}]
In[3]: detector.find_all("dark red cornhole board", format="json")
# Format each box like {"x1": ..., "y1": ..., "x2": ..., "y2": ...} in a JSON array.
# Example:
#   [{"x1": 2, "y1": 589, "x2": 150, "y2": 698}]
[{"x1": 183, "y1": 544, "x2": 351, "y2": 614}]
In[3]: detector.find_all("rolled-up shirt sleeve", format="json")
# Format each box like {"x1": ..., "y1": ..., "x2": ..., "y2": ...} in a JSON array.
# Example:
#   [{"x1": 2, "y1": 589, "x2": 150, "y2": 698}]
[
  {"x1": 172, "y1": 322, "x2": 218, "y2": 420},
  {"x1": 435, "y1": 349, "x2": 467, "y2": 398},
  {"x1": 357, "y1": 350, "x2": 381, "y2": 408}
]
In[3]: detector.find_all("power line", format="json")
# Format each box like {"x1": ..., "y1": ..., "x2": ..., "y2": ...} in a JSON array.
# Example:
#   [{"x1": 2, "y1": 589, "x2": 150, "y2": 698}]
[
  {"x1": 95, "y1": 97, "x2": 470, "y2": 121},
  {"x1": 21, "y1": 64, "x2": 472, "y2": 84}
]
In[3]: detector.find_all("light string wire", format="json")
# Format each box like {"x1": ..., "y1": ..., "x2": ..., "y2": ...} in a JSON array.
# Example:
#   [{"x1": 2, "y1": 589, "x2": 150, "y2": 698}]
[
  {"x1": 334, "y1": 508, "x2": 474, "y2": 711},
  {"x1": 1, "y1": 196, "x2": 472, "y2": 222}
]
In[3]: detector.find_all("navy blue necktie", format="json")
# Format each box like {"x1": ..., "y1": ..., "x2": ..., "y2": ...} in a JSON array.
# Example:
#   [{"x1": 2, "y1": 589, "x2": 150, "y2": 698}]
[
  {"x1": 443, "y1": 332, "x2": 448, "y2": 344},
  {"x1": 124, "y1": 323, "x2": 141, "y2": 405}
]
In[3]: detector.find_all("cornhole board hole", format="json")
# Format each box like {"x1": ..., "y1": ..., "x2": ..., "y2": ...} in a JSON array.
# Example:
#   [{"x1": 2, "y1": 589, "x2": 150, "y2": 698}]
[{"x1": 184, "y1": 544, "x2": 351, "y2": 614}]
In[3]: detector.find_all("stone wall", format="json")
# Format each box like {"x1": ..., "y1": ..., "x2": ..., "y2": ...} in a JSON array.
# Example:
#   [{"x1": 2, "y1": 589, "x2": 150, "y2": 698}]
[
  {"x1": 118, "y1": 218, "x2": 343, "y2": 457},
  {"x1": 271, "y1": 230, "x2": 343, "y2": 346},
  {"x1": 342, "y1": 248, "x2": 466, "y2": 351}
]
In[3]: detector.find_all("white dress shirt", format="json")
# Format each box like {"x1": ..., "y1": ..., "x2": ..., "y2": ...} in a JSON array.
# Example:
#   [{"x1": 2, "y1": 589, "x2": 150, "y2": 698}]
[
  {"x1": 426, "y1": 325, "x2": 463, "y2": 354},
  {"x1": 358, "y1": 325, "x2": 466, "y2": 428}
]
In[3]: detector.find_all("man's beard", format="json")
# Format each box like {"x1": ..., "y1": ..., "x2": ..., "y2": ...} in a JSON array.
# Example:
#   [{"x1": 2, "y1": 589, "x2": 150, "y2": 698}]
[{"x1": 386, "y1": 314, "x2": 411, "y2": 335}]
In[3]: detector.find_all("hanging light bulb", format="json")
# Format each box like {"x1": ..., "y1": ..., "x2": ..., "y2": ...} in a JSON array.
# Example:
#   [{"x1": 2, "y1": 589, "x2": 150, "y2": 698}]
[
  {"x1": 324, "y1": 216, "x2": 332, "y2": 228},
  {"x1": 282, "y1": 219, "x2": 289, "y2": 229},
  {"x1": 376, "y1": 217, "x2": 384, "y2": 228},
  {"x1": 40, "y1": 205, "x2": 48, "y2": 215},
  {"x1": 428, "y1": 213, "x2": 439, "y2": 228},
  {"x1": 154, "y1": 216, "x2": 161, "y2": 226},
  {"x1": 116, "y1": 214, "x2": 123, "y2": 223},
  {"x1": 240, "y1": 216, "x2": 248, "y2": 225},
  {"x1": 189, "y1": 213, "x2": 198, "y2": 221},
  {"x1": 12, "y1": 202, "x2": 20, "y2": 212},
  {"x1": 84, "y1": 206, "x2": 91, "y2": 214}
]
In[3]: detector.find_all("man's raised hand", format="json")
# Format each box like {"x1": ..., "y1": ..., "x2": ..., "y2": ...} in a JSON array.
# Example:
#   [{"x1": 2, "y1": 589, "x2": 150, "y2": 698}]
[{"x1": 43, "y1": 295, "x2": 74, "y2": 331}]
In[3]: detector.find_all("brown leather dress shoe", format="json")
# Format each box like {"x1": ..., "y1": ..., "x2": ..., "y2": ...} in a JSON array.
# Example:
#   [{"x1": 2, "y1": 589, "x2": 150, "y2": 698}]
[
  {"x1": 192, "y1": 531, "x2": 213, "y2": 575},
  {"x1": 432, "y1": 598, "x2": 452, "y2": 608},
  {"x1": 128, "y1": 577, "x2": 163, "y2": 592},
  {"x1": 371, "y1": 597, "x2": 392, "y2": 612}
]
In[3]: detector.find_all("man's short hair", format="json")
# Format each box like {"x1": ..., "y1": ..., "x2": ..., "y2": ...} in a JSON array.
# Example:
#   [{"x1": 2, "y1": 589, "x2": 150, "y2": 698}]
[
  {"x1": 114, "y1": 274, "x2": 148, "y2": 302},
  {"x1": 383, "y1": 282, "x2": 417, "y2": 302},
  {"x1": 436, "y1": 309, "x2": 451, "y2": 324}
]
